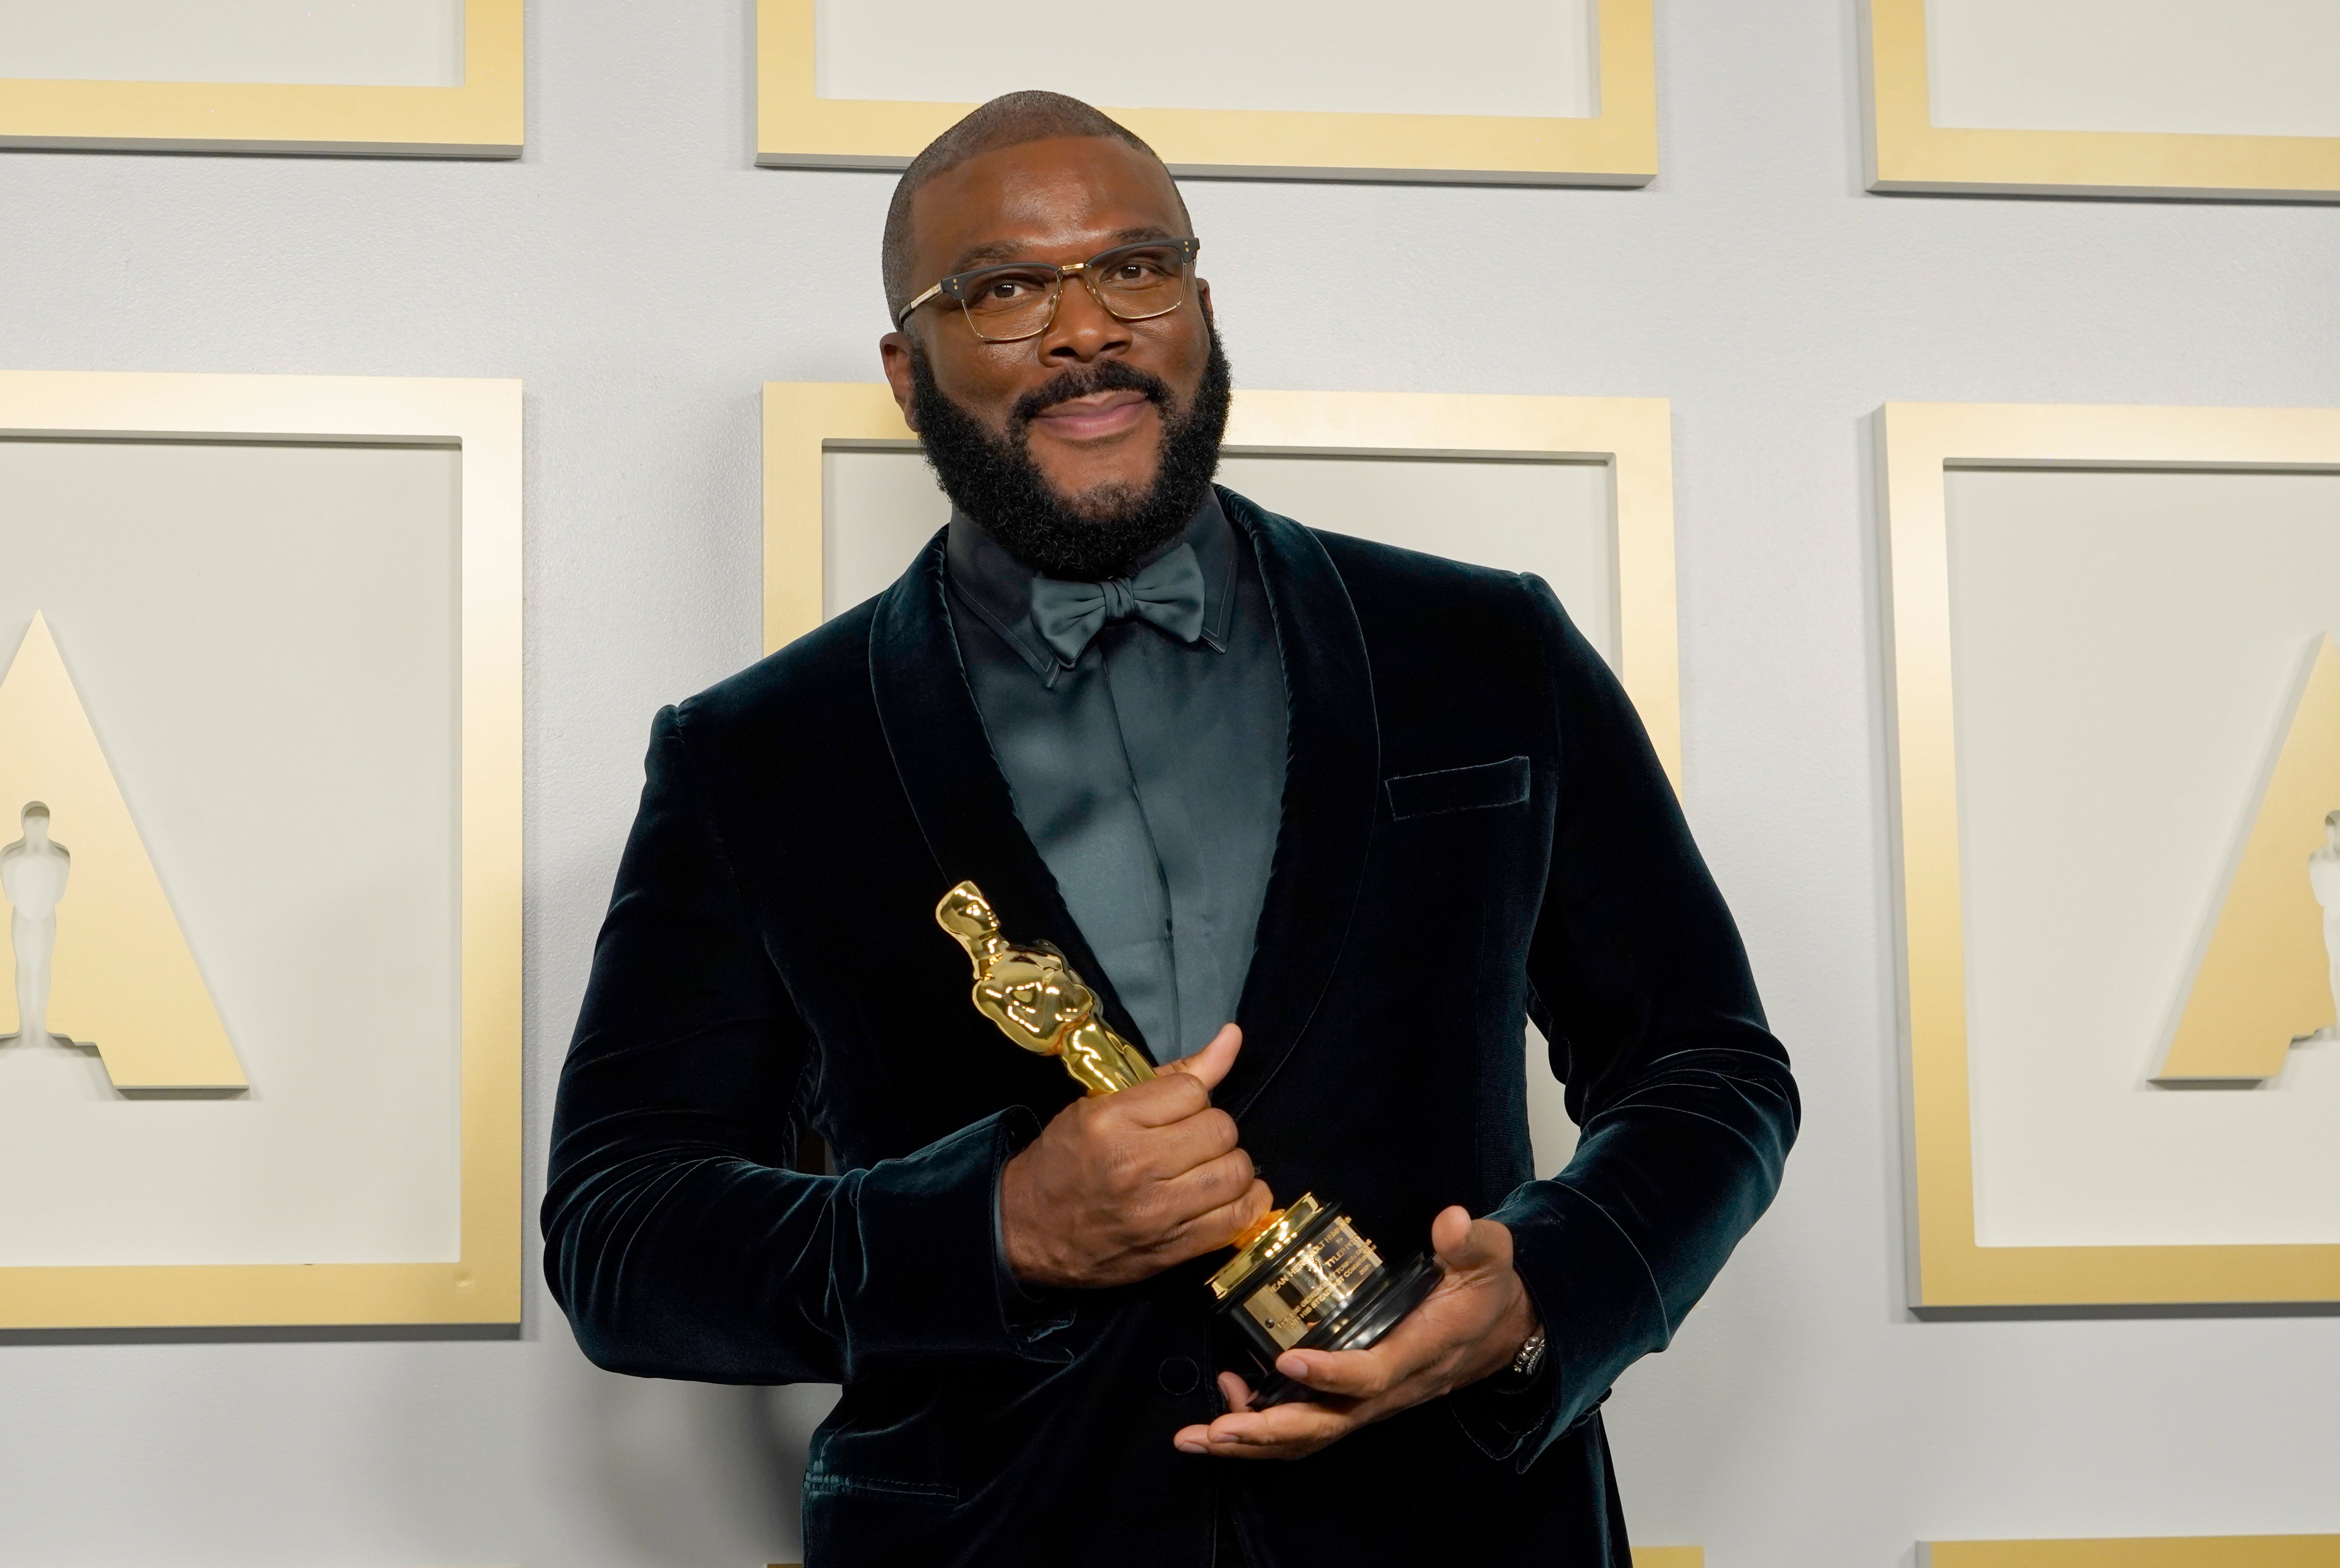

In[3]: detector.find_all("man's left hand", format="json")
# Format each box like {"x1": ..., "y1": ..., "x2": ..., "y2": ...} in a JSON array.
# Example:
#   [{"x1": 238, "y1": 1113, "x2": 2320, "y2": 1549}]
[{"x1": 1171, "y1": 1205, "x2": 1540, "y2": 1461}]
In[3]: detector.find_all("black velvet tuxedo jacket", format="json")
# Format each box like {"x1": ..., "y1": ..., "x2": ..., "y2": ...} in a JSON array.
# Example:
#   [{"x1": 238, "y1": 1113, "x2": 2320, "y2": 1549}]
[{"x1": 544, "y1": 491, "x2": 1799, "y2": 1568}]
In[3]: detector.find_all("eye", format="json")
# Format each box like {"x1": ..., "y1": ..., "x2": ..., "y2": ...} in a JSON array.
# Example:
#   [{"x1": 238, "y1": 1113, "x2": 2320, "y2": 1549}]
[{"x1": 959, "y1": 266, "x2": 1057, "y2": 311}]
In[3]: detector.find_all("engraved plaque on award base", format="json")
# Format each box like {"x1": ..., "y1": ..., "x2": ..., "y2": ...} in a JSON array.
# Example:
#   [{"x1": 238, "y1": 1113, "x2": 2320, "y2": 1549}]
[{"x1": 937, "y1": 880, "x2": 1440, "y2": 1407}]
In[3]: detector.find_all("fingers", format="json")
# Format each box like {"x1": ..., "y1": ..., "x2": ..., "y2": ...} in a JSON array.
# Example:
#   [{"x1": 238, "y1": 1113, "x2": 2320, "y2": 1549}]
[
  {"x1": 1137, "y1": 1104, "x2": 1242, "y2": 1180},
  {"x1": 1161, "y1": 1023, "x2": 1242, "y2": 1091},
  {"x1": 1430, "y1": 1206, "x2": 1513, "y2": 1275},
  {"x1": 1168, "y1": 1176, "x2": 1274, "y2": 1254},
  {"x1": 1271, "y1": 1329, "x2": 1429, "y2": 1402},
  {"x1": 1218, "y1": 1370, "x2": 1255, "y2": 1412},
  {"x1": 1141, "y1": 1151, "x2": 1259, "y2": 1242},
  {"x1": 1114, "y1": 1069, "x2": 1213, "y2": 1129},
  {"x1": 1173, "y1": 1399, "x2": 1355, "y2": 1460}
]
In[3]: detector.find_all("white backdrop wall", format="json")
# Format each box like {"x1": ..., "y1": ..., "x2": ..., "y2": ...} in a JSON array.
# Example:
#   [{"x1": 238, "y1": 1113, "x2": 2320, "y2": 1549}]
[{"x1": 1, "y1": 2, "x2": 2337, "y2": 1564}]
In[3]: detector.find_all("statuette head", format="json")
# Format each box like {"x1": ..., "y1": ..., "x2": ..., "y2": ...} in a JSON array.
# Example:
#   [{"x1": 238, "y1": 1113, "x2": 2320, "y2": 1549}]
[{"x1": 936, "y1": 880, "x2": 1101, "y2": 1058}]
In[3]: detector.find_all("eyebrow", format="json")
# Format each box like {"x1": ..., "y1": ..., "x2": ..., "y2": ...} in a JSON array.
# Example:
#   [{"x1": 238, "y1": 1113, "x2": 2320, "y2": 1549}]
[{"x1": 945, "y1": 225, "x2": 1180, "y2": 276}]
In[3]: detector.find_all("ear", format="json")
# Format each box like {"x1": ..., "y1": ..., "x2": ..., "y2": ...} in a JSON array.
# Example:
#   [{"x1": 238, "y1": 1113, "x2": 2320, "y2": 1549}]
[
  {"x1": 1196, "y1": 277, "x2": 1215, "y2": 327},
  {"x1": 879, "y1": 330, "x2": 920, "y2": 434}
]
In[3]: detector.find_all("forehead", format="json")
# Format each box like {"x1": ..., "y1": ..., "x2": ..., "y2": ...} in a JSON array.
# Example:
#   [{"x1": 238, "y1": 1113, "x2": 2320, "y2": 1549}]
[{"x1": 908, "y1": 136, "x2": 1188, "y2": 275}]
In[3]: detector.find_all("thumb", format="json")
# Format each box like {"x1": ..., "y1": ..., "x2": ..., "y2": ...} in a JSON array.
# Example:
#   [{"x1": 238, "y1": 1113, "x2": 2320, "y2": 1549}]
[
  {"x1": 1162, "y1": 1023, "x2": 1242, "y2": 1093},
  {"x1": 1431, "y1": 1206, "x2": 1513, "y2": 1276}
]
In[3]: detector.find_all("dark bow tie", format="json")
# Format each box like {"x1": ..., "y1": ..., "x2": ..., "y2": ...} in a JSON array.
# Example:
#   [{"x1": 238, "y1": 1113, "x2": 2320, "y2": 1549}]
[{"x1": 1027, "y1": 542, "x2": 1207, "y2": 666}]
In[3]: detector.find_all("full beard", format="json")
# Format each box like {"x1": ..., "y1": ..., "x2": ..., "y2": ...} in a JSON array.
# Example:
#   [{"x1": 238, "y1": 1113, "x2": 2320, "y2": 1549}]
[{"x1": 908, "y1": 326, "x2": 1234, "y2": 581}]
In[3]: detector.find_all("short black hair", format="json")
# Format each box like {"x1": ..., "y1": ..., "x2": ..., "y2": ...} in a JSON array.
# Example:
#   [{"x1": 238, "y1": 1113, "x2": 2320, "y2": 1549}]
[{"x1": 881, "y1": 91, "x2": 1187, "y2": 321}]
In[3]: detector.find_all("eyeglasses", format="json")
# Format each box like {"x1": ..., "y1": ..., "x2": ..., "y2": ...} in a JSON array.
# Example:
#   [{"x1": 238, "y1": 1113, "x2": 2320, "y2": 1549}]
[{"x1": 895, "y1": 237, "x2": 1202, "y2": 343}]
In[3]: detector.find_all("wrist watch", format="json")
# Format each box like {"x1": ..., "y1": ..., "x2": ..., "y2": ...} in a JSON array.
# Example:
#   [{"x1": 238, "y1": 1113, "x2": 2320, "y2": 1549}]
[{"x1": 1507, "y1": 1327, "x2": 1547, "y2": 1383}]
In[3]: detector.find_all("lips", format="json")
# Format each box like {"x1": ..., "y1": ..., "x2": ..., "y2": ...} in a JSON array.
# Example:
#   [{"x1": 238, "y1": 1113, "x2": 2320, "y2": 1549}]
[{"x1": 1028, "y1": 390, "x2": 1153, "y2": 440}]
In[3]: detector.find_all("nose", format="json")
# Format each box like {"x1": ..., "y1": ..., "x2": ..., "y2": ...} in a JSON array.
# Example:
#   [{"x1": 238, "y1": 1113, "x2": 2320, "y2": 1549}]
[{"x1": 1037, "y1": 271, "x2": 1132, "y2": 365}]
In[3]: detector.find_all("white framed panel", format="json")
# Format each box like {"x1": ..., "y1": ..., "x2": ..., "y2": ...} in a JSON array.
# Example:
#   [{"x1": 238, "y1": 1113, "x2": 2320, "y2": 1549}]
[
  {"x1": 0, "y1": 0, "x2": 464, "y2": 89},
  {"x1": 1884, "y1": 401, "x2": 2340, "y2": 1308},
  {"x1": 1865, "y1": 0, "x2": 2340, "y2": 199},
  {"x1": 1925, "y1": 0, "x2": 2340, "y2": 140},
  {"x1": 759, "y1": 0, "x2": 1655, "y2": 186},
  {"x1": 816, "y1": 0, "x2": 1598, "y2": 123},
  {"x1": 0, "y1": 0, "x2": 521, "y2": 156},
  {"x1": 1949, "y1": 467, "x2": 2340, "y2": 1248},
  {"x1": 0, "y1": 370, "x2": 521, "y2": 1328},
  {"x1": 0, "y1": 440, "x2": 464, "y2": 1267}
]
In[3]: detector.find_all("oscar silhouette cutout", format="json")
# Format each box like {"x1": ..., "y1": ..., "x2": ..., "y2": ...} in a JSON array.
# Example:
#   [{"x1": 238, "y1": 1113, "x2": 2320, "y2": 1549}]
[{"x1": 2, "y1": 802, "x2": 71, "y2": 1051}]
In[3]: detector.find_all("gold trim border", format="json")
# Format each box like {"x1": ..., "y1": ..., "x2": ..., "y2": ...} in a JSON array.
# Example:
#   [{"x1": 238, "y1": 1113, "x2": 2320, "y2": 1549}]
[
  {"x1": 0, "y1": 369, "x2": 523, "y2": 1328},
  {"x1": 754, "y1": 0, "x2": 1655, "y2": 186},
  {"x1": 1864, "y1": 0, "x2": 2340, "y2": 200},
  {"x1": 1883, "y1": 401, "x2": 2340, "y2": 1309},
  {"x1": 0, "y1": 1, "x2": 523, "y2": 157},
  {"x1": 1924, "y1": 1538, "x2": 2340, "y2": 1568},
  {"x1": 762, "y1": 383, "x2": 1679, "y2": 785}
]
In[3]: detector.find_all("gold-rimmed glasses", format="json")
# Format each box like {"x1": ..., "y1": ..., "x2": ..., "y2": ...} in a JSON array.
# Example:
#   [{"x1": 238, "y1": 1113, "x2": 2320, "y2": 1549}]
[{"x1": 895, "y1": 237, "x2": 1202, "y2": 343}]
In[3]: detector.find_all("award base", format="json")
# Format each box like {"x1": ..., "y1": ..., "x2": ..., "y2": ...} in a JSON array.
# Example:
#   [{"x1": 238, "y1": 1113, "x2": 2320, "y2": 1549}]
[{"x1": 1208, "y1": 1194, "x2": 1444, "y2": 1410}]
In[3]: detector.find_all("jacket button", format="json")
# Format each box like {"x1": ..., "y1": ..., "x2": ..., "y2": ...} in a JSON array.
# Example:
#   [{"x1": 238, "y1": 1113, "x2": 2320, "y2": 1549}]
[{"x1": 1157, "y1": 1356, "x2": 1200, "y2": 1395}]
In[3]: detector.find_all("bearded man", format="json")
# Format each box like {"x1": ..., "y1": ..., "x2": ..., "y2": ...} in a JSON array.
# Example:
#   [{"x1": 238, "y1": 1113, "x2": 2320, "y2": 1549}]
[{"x1": 545, "y1": 91, "x2": 1798, "y2": 1568}]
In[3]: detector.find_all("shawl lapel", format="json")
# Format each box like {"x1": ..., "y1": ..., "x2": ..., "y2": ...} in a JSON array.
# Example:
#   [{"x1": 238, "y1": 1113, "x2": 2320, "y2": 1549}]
[
  {"x1": 1218, "y1": 491, "x2": 1381, "y2": 1118},
  {"x1": 867, "y1": 529, "x2": 1154, "y2": 1062}
]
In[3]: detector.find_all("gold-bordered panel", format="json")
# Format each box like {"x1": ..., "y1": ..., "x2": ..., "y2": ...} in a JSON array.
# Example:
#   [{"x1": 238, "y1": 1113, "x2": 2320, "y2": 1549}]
[
  {"x1": 762, "y1": 382, "x2": 1680, "y2": 785},
  {"x1": 0, "y1": 1, "x2": 522, "y2": 157},
  {"x1": 1925, "y1": 1537, "x2": 2340, "y2": 1568},
  {"x1": 1864, "y1": 0, "x2": 2340, "y2": 200},
  {"x1": 1883, "y1": 400, "x2": 2340, "y2": 1308},
  {"x1": 754, "y1": 0, "x2": 1653, "y2": 186},
  {"x1": 0, "y1": 369, "x2": 522, "y2": 1328}
]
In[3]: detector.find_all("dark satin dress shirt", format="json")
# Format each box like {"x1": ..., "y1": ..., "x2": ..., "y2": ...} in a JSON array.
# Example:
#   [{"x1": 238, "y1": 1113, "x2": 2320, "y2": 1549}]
[{"x1": 943, "y1": 494, "x2": 1288, "y2": 1062}]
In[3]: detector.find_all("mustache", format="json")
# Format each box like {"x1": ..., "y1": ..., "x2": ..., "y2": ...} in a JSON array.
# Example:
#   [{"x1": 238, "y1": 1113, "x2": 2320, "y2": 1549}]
[{"x1": 1011, "y1": 360, "x2": 1173, "y2": 429}]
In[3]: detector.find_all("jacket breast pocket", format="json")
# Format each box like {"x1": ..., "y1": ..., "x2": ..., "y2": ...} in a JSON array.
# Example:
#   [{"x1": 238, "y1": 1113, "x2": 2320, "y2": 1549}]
[{"x1": 1384, "y1": 756, "x2": 1531, "y2": 821}]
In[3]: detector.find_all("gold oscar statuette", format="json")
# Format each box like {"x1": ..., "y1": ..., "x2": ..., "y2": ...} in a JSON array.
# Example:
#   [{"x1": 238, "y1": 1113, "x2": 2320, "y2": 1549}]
[{"x1": 936, "y1": 879, "x2": 1441, "y2": 1405}]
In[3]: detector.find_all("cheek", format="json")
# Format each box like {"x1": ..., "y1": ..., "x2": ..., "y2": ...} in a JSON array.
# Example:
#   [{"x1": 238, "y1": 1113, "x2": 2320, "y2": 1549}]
[
  {"x1": 932, "y1": 346, "x2": 1031, "y2": 425},
  {"x1": 1144, "y1": 325, "x2": 1214, "y2": 411}
]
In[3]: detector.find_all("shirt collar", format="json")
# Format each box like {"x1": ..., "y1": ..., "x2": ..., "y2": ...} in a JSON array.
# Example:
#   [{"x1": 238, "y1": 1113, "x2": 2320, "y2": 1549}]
[{"x1": 945, "y1": 491, "x2": 1238, "y2": 683}]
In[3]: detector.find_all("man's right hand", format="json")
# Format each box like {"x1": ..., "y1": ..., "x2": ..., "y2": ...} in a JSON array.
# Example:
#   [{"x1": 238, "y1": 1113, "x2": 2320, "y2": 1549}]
[{"x1": 1000, "y1": 1024, "x2": 1273, "y2": 1290}]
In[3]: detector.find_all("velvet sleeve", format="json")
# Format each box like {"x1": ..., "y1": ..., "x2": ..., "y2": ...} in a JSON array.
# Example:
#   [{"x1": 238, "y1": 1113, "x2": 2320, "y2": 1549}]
[
  {"x1": 541, "y1": 705, "x2": 1059, "y2": 1385},
  {"x1": 1458, "y1": 574, "x2": 1801, "y2": 1468}
]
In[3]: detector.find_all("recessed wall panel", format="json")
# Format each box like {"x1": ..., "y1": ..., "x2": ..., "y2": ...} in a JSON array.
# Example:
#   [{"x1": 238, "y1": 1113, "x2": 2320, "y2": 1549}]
[
  {"x1": 759, "y1": 0, "x2": 1654, "y2": 183},
  {"x1": 1925, "y1": 0, "x2": 2340, "y2": 139},
  {"x1": 0, "y1": 368, "x2": 521, "y2": 1330},
  {"x1": 1947, "y1": 468, "x2": 2340, "y2": 1249},
  {"x1": 0, "y1": 0, "x2": 465, "y2": 90},
  {"x1": 0, "y1": 0, "x2": 519, "y2": 156},
  {"x1": 1866, "y1": 0, "x2": 2340, "y2": 198},
  {"x1": 814, "y1": 0, "x2": 1597, "y2": 121},
  {"x1": 0, "y1": 439, "x2": 463, "y2": 1268},
  {"x1": 1884, "y1": 401, "x2": 2340, "y2": 1307}
]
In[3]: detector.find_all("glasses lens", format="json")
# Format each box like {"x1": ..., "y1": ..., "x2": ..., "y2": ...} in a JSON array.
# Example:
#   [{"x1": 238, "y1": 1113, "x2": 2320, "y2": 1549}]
[
  {"x1": 1088, "y1": 243, "x2": 1189, "y2": 320},
  {"x1": 956, "y1": 266, "x2": 1060, "y2": 341}
]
